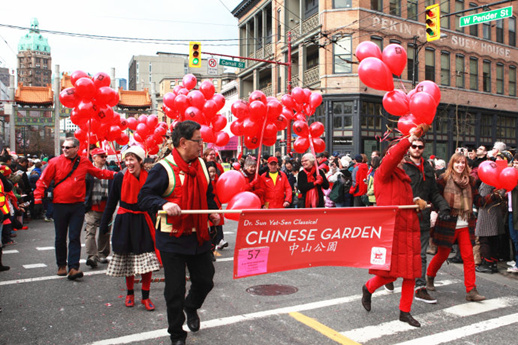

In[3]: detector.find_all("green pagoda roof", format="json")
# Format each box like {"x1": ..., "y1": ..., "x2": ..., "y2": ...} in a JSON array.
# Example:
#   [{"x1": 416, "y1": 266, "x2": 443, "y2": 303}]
[{"x1": 18, "y1": 18, "x2": 50, "y2": 53}]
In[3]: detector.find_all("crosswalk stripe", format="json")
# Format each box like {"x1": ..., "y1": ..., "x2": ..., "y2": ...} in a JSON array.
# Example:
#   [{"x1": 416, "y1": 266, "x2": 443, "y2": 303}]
[
  {"x1": 0, "y1": 270, "x2": 107, "y2": 286},
  {"x1": 2, "y1": 249, "x2": 19, "y2": 254},
  {"x1": 36, "y1": 246, "x2": 54, "y2": 251},
  {"x1": 394, "y1": 312, "x2": 518, "y2": 345},
  {"x1": 342, "y1": 296, "x2": 518, "y2": 343},
  {"x1": 23, "y1": 263, "x2": 47, "y2": 269}
]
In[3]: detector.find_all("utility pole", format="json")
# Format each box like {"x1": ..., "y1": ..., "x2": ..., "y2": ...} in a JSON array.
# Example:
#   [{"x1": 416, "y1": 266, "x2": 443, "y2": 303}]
[
  {"x1": 54, "y1": 65, "x2": 61, "y2": 156},
  {"x1": 9, "y1": 74, "x2": 15, "y2": 150}
]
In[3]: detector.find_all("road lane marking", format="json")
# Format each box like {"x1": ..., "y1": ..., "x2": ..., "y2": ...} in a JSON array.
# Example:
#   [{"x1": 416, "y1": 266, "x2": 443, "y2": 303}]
[
  {"x1": 217, "y1": 257, "x2": 234, "y2": 262},
  {"x1": 290, "y1": 312, "x2": 361, "y2": 345},
  {"x1": 23, "y1": 263, "x2": 47, "y2": 269},
  {"x1": 89, "y1": 280, "x2": 460, "y2": 344},
  {"x1": 36, "y1": 246, "x2": 54, "y2": 251},
  {"x1": 0, "y1": 270, "x2": 108, "y2": 286},
  {"x1": 2, "y1": 249, "x2": 19, "y2": 254},
  {"x1": 394, "y1": 312, "x2": 518, "y2": 345},
  {"x1": 342, "y1": 296, "x2": 518, "y2": 343}
]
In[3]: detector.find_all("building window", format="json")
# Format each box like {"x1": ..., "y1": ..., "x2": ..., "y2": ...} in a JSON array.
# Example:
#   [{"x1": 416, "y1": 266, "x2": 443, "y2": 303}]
[
  {"x1": 470, "y1": 57, "x2": 478, "y2": 90},
  {"x1": 510, "y1": 66, "x2": 516, "y2": 96},
  {"x1": 407, "y1": 44, "x2": 415, "y2": 82},
  {"x1": 407, "y1": 0, "x2": 418, "y2": 20},
  {"x1": 440, "y1": 0, "x2": 450, "y2": 29},
  {"x1": 333, "y1": 101, "x2": 354, "y2": 129},
  {"x1": 496, "y1": 19, "x2": 504, "y2": 43},
  {"x1": 483, "y1": 21, "x2": 491, "y2": 40},
  {"x1": 425, "y1": 48, "x2": 435, "y2": 81},
  {"x1": 361, "y1": 102, "x2": 383, "y2": 130},
  {"x1": 440, "y1": 51, "x2": 450, "y2": 86},
  {"x1": 371, "y1": 36, "x2": 383, "y2": 50},
  {"x1": 170, "y1": 80, "x2": 176, "y2": 89},
  {"x1": 334, "y1": 36, "x2": 352, "y2": 74},
  {"x1": 277, "y1": 9, "x2": 281, "y2": 41},
  {"x1": 305, "y1": 0, "x2": 318, "y2": 19},
  {"x1": 510, "y1": 17, "x2": 516, "y2": 46},
  {"x1": 136, "y1": 62, "x2": 139, "y2": 75},
  {"x1": 424, "y1": 0, "x2": 433, "y2": 6},
  {"x1": 496, "y1": 63, "x2": 504, "y2": 94},
  {"x1": 483, "y1": 60, "x2": 491, "y2": 92},
  {"x1": 389, "y1": 0, "x2": 401, "y2": 16},
  {"x1": 334, "y1": 0, "x2": 352, "y2": 8},
  {"x1": 469, "y1": 3, "x2": 478, "y2": 37},
  {"x1": 371, "y1": 0, "x2": 382, "y2": 11},
  {"x1": 213, "y1": 80, "x2": 218, "y2": 87},
  {"x1": 456, "y1": 54, "x2": 465, "y2": 88},
  {"x1": 455, "y1": 0, "x2": 464, "y2": 32}
]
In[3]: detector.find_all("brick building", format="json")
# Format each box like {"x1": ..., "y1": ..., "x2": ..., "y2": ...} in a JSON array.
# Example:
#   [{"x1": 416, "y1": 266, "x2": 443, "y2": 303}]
[
  {"x1": 232, "y1": 0, "x2": 518, "y2": 158},
  {"x1": 17, "y1": 18, "x2": 52, "y2": 87}
]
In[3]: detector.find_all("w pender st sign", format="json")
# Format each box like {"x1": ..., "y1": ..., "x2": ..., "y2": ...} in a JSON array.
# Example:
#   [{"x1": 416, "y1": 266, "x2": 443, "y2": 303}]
[{"x1": 459, "y1": 6, "x2": 513, "y2": 27}]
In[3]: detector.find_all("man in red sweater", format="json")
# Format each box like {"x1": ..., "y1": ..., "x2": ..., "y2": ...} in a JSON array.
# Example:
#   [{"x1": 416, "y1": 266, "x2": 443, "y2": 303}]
[
  {"x1": 261, "y1": 157, "x2": 292, "y2": 209},
  {"x1": 34, "y1": 138, "x2": 115, "y2": 280}
]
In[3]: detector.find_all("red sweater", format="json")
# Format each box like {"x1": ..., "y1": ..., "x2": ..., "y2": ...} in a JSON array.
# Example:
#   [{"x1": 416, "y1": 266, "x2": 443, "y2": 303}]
[{"x1": 261, "y1": 171, "x2": 292, "y2": 208}]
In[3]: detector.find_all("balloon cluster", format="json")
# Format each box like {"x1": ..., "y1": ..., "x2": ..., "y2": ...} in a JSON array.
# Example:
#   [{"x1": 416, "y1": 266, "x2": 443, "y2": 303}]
[
  {"x1": 230, "y1": 90, "x2": 287, "y2": 149},
  {"x1": 478, "y1": 160, "x2": 518, "y2": 191},
  {"x1": 356, "y1": 41, "x2": 441, "y2": 135},
  {"x1": 126, "y1": 114, "x2": 168, "y2": 155},
  {"x1": 280, "y1": 87, "x2": 323, "y2": 154},
  {"x1": 162, "y1": 74, "x2": 229, "y2": 147},
  {"x1": 59, "y1": 71, "x2": 128, "y2": 150},
  {"x1": 215, "y1": 170, "x2": 261, "y2": 221}
]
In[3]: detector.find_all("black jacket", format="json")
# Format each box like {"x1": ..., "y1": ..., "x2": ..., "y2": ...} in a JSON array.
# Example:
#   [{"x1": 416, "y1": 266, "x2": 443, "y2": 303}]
[
  {"x1": 403, "y1": 158, "x2": 450, "y2": 231},
  {"x1": 84, "y1": 165, "x2": 114, "y2": 212}
]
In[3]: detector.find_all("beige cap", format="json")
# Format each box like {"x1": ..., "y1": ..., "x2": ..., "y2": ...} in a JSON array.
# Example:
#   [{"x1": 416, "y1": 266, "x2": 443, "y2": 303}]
[{"x1": 123, "y1": 146, "x2": 145, "y2": 161}]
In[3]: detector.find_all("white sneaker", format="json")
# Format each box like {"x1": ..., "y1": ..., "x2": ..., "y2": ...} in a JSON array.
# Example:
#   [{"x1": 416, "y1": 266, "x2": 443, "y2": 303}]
[
  {"x1": 507, "y1": 266, "x2": 518, "y2": 273},
  {"x1": 217, "y1": 239, "x2": 229, "y2": 250},
  {"x1": 507, "y1": 260, "x2": 516, "y2": 267}
]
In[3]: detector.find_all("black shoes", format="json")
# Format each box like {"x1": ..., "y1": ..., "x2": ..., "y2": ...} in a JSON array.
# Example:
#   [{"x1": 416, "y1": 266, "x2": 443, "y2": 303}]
[
  {"x1": 361, "y1": 285, "x2": 372, "y2": 312},
  {"x1": 171, "y1": 340, "x2": 185, "y2": 345},
  {"x1": 399, "y1": 311, "x2": 421, "y2": 327},
  {"x1": 86, "y1": 258, "x2": 98, "y2": 268},
  {"x1": 184, "y1": 307, "x2": 200, "y2": 332}
]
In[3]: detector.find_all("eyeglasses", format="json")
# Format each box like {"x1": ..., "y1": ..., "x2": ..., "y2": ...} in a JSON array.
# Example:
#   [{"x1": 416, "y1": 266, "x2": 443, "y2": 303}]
[
  {"x1": 62, "y1": 146, "x2": 76, "y2": 150},
  {"x1": 188, "y1": 139, "x2": 203, "y2": 144},
  {"x1": 411, "y1": 145, "x2": 424, "y2": 150},
  {"x1": 98, "y1": 155, "x2": 107, "y2": 158}
]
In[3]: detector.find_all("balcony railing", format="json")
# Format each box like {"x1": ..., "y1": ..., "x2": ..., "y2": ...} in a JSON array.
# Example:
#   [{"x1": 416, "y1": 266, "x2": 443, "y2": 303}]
[
  {"x1": 304, "y1": 66, "x2": 320, "y2": 86},
  {"x1": 260, "y1": 84, "x2": 273, "y2": 96}
]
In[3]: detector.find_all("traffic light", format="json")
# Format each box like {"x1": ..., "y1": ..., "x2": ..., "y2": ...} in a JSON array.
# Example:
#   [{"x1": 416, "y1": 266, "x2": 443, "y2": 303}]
[
  {"x1": 189, "y1": 42, "x2": 201, "y2": 68},
  {"x1": 425, "y1": 4, "x2": 441, "y2": 42}
]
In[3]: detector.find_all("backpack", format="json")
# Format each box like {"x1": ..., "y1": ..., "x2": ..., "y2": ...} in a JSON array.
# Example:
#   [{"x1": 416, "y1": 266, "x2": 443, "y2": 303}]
[{"x1": 329, "y1": 176, "x2": 345, "y2": 203}]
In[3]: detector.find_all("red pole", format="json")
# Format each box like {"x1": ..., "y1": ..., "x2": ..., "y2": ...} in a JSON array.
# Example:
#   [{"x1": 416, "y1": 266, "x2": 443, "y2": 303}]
[{"x1": 286, "y1": 31, "x2": 292, "y2": 155}]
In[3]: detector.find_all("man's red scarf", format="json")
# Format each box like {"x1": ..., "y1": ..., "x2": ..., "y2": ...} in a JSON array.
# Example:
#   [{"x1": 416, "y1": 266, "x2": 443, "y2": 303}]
[
  {"x1": 170, "y1": 148, "x2": 210, "y2": 245},
  {"x1": 304, "y1": 165, "x2": 319, "y2": 208}
]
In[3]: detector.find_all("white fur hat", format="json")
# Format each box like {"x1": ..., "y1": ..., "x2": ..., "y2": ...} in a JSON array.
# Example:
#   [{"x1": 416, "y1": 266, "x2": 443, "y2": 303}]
[{"x1": 123, "y1": 146, "x2": 145, "y2": 161}]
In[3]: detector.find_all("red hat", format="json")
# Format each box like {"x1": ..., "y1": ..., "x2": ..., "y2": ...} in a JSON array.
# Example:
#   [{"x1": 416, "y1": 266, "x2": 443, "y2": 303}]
[
  {"x1": 0, "y1": 165, "x2": 12, "y2": 177},
  {"x1": 91, "y1": 148, "x2": 107, "y2": 156},
  {"x1": 267, "y1": 157, "x2": 278, "y2": 164}
]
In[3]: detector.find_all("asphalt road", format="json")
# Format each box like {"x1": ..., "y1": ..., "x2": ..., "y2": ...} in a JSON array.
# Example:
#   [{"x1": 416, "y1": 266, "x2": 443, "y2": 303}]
[{"x1": 1, "y1": 217, "x2": 518, "y2": 345}]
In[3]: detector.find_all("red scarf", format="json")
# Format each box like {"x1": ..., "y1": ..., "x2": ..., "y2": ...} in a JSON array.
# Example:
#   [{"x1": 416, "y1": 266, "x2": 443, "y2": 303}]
[
  {"x1": 171, "y1": 148, "x2": 210, "y2": 245},
  {"x1": 304, "y1": 165, "x2": 319, "y2": 208}
]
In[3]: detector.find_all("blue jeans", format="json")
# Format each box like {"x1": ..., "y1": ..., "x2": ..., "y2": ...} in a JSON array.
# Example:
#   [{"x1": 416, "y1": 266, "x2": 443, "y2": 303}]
[
  {"x1": 509, "y1": 213, "x2": 518, "y2": 263},
  {"x1": 53, "y1": 203, "x2": 85, "y2": 270}
]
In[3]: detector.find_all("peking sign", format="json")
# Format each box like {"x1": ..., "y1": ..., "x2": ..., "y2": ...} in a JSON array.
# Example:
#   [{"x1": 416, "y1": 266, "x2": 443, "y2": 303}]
[{"x1": 459, "y1": 6, "x2": 513, "y2": 27}]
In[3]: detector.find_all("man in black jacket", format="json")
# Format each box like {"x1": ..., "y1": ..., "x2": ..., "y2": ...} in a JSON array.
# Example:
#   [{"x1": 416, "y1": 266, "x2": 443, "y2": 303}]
[{"x1": 402, "y1": 138, "x2": 450, "y2": 304}]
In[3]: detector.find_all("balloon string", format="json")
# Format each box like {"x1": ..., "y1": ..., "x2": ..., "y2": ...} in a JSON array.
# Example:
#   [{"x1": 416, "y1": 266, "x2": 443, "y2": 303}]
[
  {"x1": 237, "y1": 136, "x2": 243, "y2": 161},
  {"x1": 398, "y1": 78, "x2": 407, "y2": 94},
  {"x1": 253, "y1": 115, "x2": 269, "y2": 183},
  {"x1": 87, "y1": 120, "x2": 91, "y2": 158}
]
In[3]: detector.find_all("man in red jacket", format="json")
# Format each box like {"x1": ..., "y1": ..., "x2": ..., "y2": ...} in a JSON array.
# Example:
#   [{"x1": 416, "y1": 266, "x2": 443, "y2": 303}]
[
  {"x1": 261, "y1": 157, "x2": 292, "y2": 209},
  {"x1": 34, "y1": 138, "x2": 115, "y2": 280}
]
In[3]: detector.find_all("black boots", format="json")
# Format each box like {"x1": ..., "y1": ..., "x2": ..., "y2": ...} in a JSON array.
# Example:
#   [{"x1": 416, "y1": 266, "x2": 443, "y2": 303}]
[
  {"x1": 0, "y1": 247, "x2": 10, "y2": 272},
  {"x1": 361, "y1": 285, "x2": 372, "y2": 311},
  {"x1": 399, "y1": 311, "x2": 421, "y2": 327},
  {"x1": 476, "y1": 258, "x2": 496, "y2": 273}
]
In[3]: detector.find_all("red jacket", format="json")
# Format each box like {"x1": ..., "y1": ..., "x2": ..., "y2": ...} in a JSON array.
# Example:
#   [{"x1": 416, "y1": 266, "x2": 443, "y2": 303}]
[
  {"x1": 261, "y1": 171, "x2": 292, "y2": 208},
  {"x1": 369, "y1": 139, "x2": 421, "y2": 279},
  {"x1": 34, "y1": 155, "x2": 115, "y2": 204},
  {"x1": 351, "y1": 163, "x2": 368, "y2": 196}
]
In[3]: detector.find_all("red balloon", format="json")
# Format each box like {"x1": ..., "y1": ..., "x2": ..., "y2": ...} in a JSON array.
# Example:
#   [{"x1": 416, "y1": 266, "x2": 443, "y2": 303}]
[
  {"x1": 59, "y1": 88, "x2": 80, "y2": 108},
  {"x1": 383, "y1": 89, "x2": 410, "y2": 116},
  {"x1": 281, "y1": 107, "x2": 295, "y2": 121},
  {"x1": 281, "y1": 94, "x2": 297, "y2": 111},
  {"x1": 133, "y1": 132, "x2": 144, "y2": 143},
  {"x1": 96, "y1": 105, "x2": 114, "y2": 122},
  {"x1": 416, "y1": 80, "x2": 441, "y2": 106},
  {"x1": 127, "y1": 117, "x2": 138, "y2": 130},
  {"x1": 262, "y1": 136, "x2": 277, "y2": 147},
  {"x1": 478, "y1": 160, "x2": 500, "y2": 188},
  {"x1": 274, "y1": 115, "x2": 288, "y2": 131},
  {"x1": 71, "y1": 70, "x2": 89, "y2": 86},
  {"x1": 138, "y1": 115, "x2": 148, "y2": 124},
  {"x1": 231, "y1": 100, "x2": 249, "y2": 119},
  {"x1": 355, "y1": 41, "x2": 383, "y2": 62},
  {"x1": 74, "y1": 128, "x2": 86, "y2": 141},
  {"x1": 358, "y1": 57, "x2": 394, "y2": 92},
  {"x1": 293, "y1": 120, "x2": 309, "y2": 137},
  {"x1": 200, "y1": 125, "x2": 215, "y2": 143},
  {"x1": 303, "y1": 88, "x2": 312, "y2": 104},
  {"x1": 163, "y1": 92, "x2": 176, "y2": 109},
  {"x1": 146, "y1": 114, "x2": 159, "y2": 128},
  {"x1": 267, "y1": 100, "x2": 283, "y2": 120},
  {"x1": 309, "y1": 121, "x2": 325, "y2": 137},
  {"x1": 249, "y1": 100, "x2": 267, "y2": 121},
  {"x1": 188, "y1": 90, "x2": 206, "y2": 110},
  {"x1": 215, "y1": 170, "x2": 247, "y2": 204},
  {"x1": 244, "y1": 135, "x2": 261, "y2": 150},
  {"x1": 185, "y1": 106, "x2": 206, "y2": 124},
  {"x1": 96, "y1": 86, "x2": 119, "y2": 107},
  {"x1": 500, "y1": 167, "x2": 518, "y2": 191},
  {"x1": 382, "y1": 44, "x2": 407, "y2": 76},
  {"x1": 242, "y1": 118, "x2": 261, "y2": 137},
  {"x1": 293, "y1": 137, "x2": 310, "y2": 153},
  {"x1": 70, "y1": 109, "x2": 87, "y2": 127},
  {"x1": 409, "y1": 92, "x2": 436, "y2": 125},
  {"x1": 117, "y1": 132, "x2": 130, "y2": 146},
  {"x1": 203, "y1": 100, "x2": 218, "y2": 119},
  {"x1": 182, "y1": 74, "x2": 197, "y2": 90},
  {"x1": 85, "y1": 118, "x2": 101, "y2": 133},
  {"x1": 93, "y1": 72, "x2": 111, "y2": 89},
  {"x1": 264, "y1": 123, "x2": 278, "y2": 138},
  {"x1": 230, "y1": 120, "x2": 245, "y2": 136},
  {"x1": 397, "y1": 114, "x2": 417, "y2": 135},
  {"x1": 225, "y1": 191, "x2": 262, "y2": 220},
  {"x1": 212, "y1": 115, "x2": 227, "y2": 132},
  {"x1": 248, "y1": 90, "x2": 267, "y2": 104},
  {"x1": 212, "y1": 94, "x2": 225, "y2": 111},
  {"x1": 174, "y1": 94, "x2": 190, "y2": 116},
  {"x1": 75, "y1": 77, "x2": 97, "y2": 100},
  {"x1": 112, "y1": 112, "x2": 121, "y2": 126},
  {"x1": 292, "y1": 87, "x2": 306, "y2": 105},
  {"x1": 136, "y1": 123, "x2": 150, "y2": 137},
  {"x1": 215, "y1": 131, "x2": 230, "y2": 147},
  {"x1": 199, "y1": 80, "x2": 215, "y2": 99},
  {"x1": 312, "y1": 137, "x2": 326, "y2": 153},
  {"x1": 77, "y1": 100, "x2": 97, "y2": 119},
  {"x1": 106, "y1": 125, "x2": 122, "y2": 141},
  {"x1": 148, "y1": 145, "x2": 160, "y2": 155},
  {"x1": 232, "y1": 162, "x2": 241, "y2": 170},
  {"x1": 119, "y1": 118, "x2": 128, "y2": 131},
  {"x1": 309, "y1": 93, "x2": 323, "y2": 109}
]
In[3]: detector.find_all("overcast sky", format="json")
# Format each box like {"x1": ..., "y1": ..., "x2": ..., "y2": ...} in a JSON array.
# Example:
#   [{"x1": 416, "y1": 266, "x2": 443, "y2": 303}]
[{"x1": 0, "y1": 0, "x2": 242, "y2": 82}]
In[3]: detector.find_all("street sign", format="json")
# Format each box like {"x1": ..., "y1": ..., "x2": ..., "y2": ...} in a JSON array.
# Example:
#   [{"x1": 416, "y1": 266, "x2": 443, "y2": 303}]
[
  {"x1": 459, "y1": 6, "x2": 513, "y2": 27},
  {"x1": 207, "y1": 57, "x2": 218, "y2": 75},
  {"x1": 219, "y1": 59, "x2": 245, "y2": 69}
]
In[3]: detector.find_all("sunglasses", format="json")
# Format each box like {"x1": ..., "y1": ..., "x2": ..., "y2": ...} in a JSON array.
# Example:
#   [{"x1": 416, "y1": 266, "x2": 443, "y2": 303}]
[
  {"x1": 411, "y1": 145, "x2": 424, "y2": 150},
  {"x1": 98, "y1": 155, "x2": 107, "y2": 158},
  {"x1": 62, "y1": 146, "x2": 76, "y2": 150}
]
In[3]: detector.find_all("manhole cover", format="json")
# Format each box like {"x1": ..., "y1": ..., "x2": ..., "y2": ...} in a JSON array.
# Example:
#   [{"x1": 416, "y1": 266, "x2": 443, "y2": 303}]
[{"x1": 246, "y1": 284, "x2": 298, "y2": 296}]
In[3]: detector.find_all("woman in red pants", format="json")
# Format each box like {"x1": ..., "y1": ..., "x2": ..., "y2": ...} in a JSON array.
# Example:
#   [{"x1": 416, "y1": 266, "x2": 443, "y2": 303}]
[
  {"x1": 361, "y1": 129, "x2": 426, "y2": 328},
  {"x1": 425, "y1": 152, "x2": 486, "y2": 302}
]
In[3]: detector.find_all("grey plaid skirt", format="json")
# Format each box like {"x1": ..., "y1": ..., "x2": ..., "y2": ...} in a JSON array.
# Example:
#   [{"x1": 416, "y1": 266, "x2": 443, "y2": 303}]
[{"x1": 106, "y1": 252, "x2": 160, "y2": 277}]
